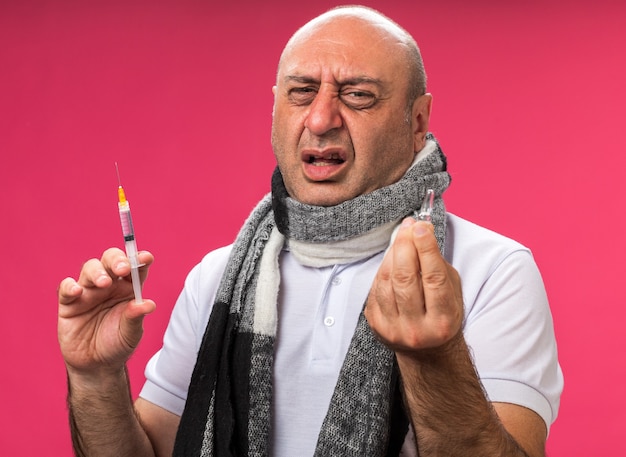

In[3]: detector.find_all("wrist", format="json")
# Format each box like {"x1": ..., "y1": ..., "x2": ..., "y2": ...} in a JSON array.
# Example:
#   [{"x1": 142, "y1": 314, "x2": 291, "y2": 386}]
[
  {"x1": 396, "y1": 330, "x2": 467, "y2": 368},
  {"x1": 66, "y1": 364, "x2": 129, "y2": 395}
]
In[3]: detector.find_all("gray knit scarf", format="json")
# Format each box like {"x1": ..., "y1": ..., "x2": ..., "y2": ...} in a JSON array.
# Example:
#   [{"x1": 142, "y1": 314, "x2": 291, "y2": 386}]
[{"x1": 173, "y1": 134, "x2": 450, "y2": 456}]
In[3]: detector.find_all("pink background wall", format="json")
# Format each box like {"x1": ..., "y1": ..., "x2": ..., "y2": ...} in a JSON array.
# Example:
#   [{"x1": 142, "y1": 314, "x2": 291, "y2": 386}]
[{"x1": 1, "y1": 0, "x2": 624, "y2": 455}]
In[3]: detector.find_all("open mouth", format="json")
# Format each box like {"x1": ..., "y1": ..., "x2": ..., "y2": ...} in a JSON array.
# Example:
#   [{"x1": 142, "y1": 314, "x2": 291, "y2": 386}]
[{"x1": 303, "y1": 152, "x2": 346, "y2": 166}]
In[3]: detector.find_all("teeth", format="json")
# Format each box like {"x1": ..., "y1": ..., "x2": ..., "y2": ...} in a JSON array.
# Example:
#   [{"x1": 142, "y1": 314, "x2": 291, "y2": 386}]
[{"x1": 306, "y1": 153, "x2": 344, "y2": 164}]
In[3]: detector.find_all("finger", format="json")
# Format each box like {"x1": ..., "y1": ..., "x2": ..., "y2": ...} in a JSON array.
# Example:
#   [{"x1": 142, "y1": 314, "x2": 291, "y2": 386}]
[
  {"x1": 363, "y1": 299, "x2": 397, "y2": 345},
  {"x1": 125, "y1": 298, "x2": 157, "y2": 320},
  {"x1": 58, "y1": 277, "x2": 83, "y2": 304},
  {"x1": 136, "y1": 251, "x2": 155, "y2": 281},
  {"x1": 411, "y1": 221, "x2": 449, "y2": 299},
  {"x1": 77, "y1": 258, "x2": 113, "y2": 288},
  {"x1": 411, "y1": 221, "x2": 463, "y2": 337},
  {"x1": 101, "y1": 247, "x2": 133, "y2": 278},
  {"x1": 119, "y1": 299, "x2": 157, "y2": 349},
  {"x1": 390, "y1": 218, "x2": 424, "y2": 318},
  {"x1": 103, "y1": 249, "x2": 154, "y2": 280},
  {"x1": 370, "y1": 232, "x2": 400, "y2": 317}
]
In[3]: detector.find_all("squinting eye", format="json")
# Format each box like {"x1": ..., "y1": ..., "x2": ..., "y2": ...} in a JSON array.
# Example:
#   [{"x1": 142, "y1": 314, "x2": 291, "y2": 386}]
[
  {"x1": 341, "y1": 91, "x2": 376, "y2": 109},
  {"x1": 288, "y1": 87, "x2": 317, "y2": 105}
]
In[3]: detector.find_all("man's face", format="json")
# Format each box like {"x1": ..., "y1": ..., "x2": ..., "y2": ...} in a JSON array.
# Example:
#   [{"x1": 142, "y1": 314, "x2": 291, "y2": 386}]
[{"x1": 271, "y1": 15, "x2": 430, "y2": 206}]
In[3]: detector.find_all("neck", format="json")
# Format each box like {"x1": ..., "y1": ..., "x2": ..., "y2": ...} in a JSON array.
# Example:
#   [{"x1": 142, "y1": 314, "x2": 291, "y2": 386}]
[{"x1": 271, "y1": 136, "x2": 450, "y2": 264}]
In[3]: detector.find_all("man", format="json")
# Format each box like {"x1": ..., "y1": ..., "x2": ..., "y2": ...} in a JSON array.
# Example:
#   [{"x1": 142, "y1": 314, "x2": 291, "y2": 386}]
[{"x1": 58, "y1": 5, "x2": 562, "y2": 456}]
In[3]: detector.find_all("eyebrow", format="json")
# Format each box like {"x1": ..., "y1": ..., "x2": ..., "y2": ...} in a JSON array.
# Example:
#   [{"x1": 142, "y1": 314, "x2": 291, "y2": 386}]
[{"x1": 283, "y1": 75, "x2": 384, "y2": 87}]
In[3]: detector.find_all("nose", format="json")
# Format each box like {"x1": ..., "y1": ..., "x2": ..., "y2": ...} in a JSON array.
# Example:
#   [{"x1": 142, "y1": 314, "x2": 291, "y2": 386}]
[{"x1": 304, "y1": 89, "x2": 343, "y2": 136}]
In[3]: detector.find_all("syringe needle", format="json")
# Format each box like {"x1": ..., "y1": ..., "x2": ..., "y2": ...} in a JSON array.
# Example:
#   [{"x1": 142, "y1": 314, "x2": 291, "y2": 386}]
[{"x1": 115, "y1": 162, "x2": 122, "y2": 187}]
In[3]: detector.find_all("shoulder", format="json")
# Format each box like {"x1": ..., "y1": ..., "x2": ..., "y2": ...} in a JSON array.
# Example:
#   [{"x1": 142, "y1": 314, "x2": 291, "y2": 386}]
[
  {"x1": 444, "y1": 213, "x2": 543, "y2": 310},
  {"x1": 173, "y1": 244, "x2": 234, "y2": 344},
  {"x1": 444, "y1": 213, "x2": 533, "y2": 273},
  {"x1": 185, "y1": 244, "x2": 234, "y2": 290},
  {"x1": 445, "y1": 213, "x2": 529, "y2": 258},
  {"x1": 195, "y1": 244, "x2": 234, "y2": 274}
]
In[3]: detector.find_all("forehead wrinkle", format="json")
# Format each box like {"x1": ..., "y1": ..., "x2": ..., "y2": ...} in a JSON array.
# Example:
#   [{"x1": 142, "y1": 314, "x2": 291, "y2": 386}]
[{"x1": 283, "y1": 74, "x2": 384, "y2": 88}]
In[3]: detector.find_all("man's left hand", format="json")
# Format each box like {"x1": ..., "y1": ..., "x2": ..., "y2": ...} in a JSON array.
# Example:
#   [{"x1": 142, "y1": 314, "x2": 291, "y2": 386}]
[{"x1": 365, "y1": 218, "x2": 464, "y2": 354}]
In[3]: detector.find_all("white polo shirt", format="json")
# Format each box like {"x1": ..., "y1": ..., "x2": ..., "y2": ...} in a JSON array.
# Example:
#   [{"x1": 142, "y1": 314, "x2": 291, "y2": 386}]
[{"x1": 140, "y1": 213, "x2": 563, "y2": 455}]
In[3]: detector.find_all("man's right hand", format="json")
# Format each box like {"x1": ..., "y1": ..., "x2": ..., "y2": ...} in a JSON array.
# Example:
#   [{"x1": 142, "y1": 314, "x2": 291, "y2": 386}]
[{"x1": 58, "y1": 247, "x2": 156, "y2": 378}]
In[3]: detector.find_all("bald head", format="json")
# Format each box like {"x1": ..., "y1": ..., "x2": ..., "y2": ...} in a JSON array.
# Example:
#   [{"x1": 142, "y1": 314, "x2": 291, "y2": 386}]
[
  {"x1": 270, "y1": 5, "x2": 433, "y2": 206},
  {"x1": 278, "y1": 6, "x2": 427, "y2": 106}
]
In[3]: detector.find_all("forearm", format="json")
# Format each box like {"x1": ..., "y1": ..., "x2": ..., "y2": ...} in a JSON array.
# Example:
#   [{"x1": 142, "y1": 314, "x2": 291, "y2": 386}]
[
  {"x1": 397, "y1": 333, "x2": 531, "y2": 457},
  {"x1": 67, "y1": 366, "x2": 155, "y2": 457}
]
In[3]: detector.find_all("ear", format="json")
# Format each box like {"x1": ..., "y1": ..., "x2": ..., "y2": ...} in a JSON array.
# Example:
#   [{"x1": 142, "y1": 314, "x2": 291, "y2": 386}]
[
  {"x1": 411, "y1": 93, "x2": 433, "y2": 153},
  {"x1": 271, "y1": 85, "x2": 278, "y2": 116}
]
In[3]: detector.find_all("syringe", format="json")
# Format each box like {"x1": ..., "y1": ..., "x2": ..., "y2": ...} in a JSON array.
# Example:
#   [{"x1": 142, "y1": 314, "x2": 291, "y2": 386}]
[
  {"x1": 417, "y1": 189, "x2": 435, "y2": 223},
  {"x1": 115, "y1": 163, "x2": 143, "y2": 304}
]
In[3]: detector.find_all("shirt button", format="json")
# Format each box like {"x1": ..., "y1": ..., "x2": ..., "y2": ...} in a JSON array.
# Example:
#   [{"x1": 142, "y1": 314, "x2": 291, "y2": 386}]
[
  {"x1": 331, "y1": 276, "x2": 342, "y2": 285},
  {"x1": 324, "y1": 316, "x2": 335, "y2": 327}
]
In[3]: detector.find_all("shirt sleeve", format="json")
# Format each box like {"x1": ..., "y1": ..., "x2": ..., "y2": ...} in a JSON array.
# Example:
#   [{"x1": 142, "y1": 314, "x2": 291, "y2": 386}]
[
  {"x1": 463, "y1": 248, "x2": 563, "y2": 432},
  {"x1": 139, "y1": 246, "x2": 232, "y2": 416}
]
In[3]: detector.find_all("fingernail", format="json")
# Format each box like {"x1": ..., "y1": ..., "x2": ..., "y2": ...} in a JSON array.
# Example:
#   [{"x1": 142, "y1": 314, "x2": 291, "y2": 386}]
[
  {"x1": 95, "y1": 273, "x2": 108, "y2": 286},
  {"x1": 413, "y1": 222, "x2": 429, "y2": 236},
  {"x1": 401, "y1": 217, "x2": 415, "y2": 228}
]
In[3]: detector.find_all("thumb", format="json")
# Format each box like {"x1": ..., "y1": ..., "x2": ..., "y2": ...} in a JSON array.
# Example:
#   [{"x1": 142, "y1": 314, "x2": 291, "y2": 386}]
[{"x1": 120, "y1": 299, "x2": 156, "y2": 350}]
